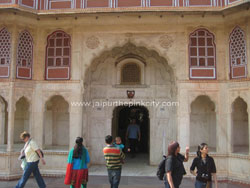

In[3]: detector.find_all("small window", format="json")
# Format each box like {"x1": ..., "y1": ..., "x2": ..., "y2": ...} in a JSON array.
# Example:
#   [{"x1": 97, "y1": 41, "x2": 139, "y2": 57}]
[{"x1": 121, "y1": 63, "x2": 141, "y2": 84}]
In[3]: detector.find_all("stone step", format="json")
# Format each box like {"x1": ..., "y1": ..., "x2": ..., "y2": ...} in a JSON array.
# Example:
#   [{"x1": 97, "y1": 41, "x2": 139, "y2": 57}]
[{"x1": 0, "y1": 176, "x2": 249, "y2": 188}]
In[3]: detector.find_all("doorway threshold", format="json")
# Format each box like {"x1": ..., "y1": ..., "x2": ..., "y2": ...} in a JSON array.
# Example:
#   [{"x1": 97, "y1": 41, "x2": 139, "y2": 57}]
[{"x1": 89, "y1": 153, "x2": 156, "y2": 177}]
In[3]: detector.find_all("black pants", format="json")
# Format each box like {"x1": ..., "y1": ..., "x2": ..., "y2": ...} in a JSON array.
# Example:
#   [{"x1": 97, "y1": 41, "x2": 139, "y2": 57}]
[{"x1": 129, "y1": 138, "x2": 138, "y2": 155}]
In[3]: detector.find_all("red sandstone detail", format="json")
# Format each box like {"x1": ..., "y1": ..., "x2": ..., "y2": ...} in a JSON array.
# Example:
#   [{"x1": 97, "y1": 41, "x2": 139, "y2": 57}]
[
  {"x1": 117, "y1": 0, "x2": 141, "y2": 7},
  {"x1": 150, "y1": 0, "x2": 172, "y2": 6},
  {"x1": 50, "y1": 1, "x2": 71, "y2": 9},
  {"x1": 17, "y1": 67, "x2": 31, "y2": 78},
  {"x1": 189, "y1": 0, "x2": 211, "y2": 6},
  {"x1": 0, "y1": 0, "x2": 12, "y2": 3},
  {"x1": 232, "y1": 66, "x2": 246, "y2": 77},
  {"x1": 0, "y1": 67, "x2": 9, "y2": 77},
  {"x1": 191, "y1": 69, "x2": 214, "y2": 77},
  {"x1": 47, "y1": 67, "x2": 69, "y2": 79},
  {"x1": 21, "y1": 0, "x2": 34, "y2": 7},
  {"x1": 86, "y1": 0, "x2": 109, "y2": 8}
]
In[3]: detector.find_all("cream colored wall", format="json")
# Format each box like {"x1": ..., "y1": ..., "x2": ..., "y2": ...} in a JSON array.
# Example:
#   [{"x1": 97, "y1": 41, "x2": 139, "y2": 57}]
[{"x1": 0, "y1": 7, "x2": 249, "y2": 182}]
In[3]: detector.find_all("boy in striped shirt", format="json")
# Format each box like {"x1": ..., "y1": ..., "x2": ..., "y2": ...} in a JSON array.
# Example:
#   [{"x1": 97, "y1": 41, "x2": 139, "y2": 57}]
[{"x1": 103, "y1": 135, "x2": 125, "y2": 188}]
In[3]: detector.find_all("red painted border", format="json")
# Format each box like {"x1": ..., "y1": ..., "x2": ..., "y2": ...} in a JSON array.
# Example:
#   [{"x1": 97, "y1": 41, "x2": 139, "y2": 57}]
[
  {"x1": 188, "y1": 28, "x2": 217, "y2": 80},
  {"x1": 45, "y1": 30, "x2": 71, "y2": 80}
]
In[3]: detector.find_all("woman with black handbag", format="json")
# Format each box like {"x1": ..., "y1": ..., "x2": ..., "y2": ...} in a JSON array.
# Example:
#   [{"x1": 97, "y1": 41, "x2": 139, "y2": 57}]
[
  {"x1": 16, "y1": 131, "x2": 46, "y2": 188},
  {"x1": 190, "y1": 143, "x2": 218, "y2": 188}
]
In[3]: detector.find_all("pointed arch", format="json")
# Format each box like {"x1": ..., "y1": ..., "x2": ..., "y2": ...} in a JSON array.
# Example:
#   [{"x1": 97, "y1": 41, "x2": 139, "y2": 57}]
[
  {"x1": 190, "y1": 95, "x2": 217, "y2": 152},
  {"x1": 14, "y1": 97, "x2": 30, "y2": 144},
  {"x1": 44, "y1": 95, "x2": 69, "y2": 150},
  {"x1": 231, "y1": 97, "x2": 249, "y2": 154},
  {"x1": 0, "y1": 95, "x2": 8, "y2": 145}
]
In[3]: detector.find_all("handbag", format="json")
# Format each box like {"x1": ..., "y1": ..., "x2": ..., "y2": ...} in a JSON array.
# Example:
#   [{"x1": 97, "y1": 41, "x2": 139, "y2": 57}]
[
  {"x1": 18, "y1": 139, "x2": 31, "y2": 160},
  {"x1": 21, "y1": 158, "x2": 27, "y2": 170}
]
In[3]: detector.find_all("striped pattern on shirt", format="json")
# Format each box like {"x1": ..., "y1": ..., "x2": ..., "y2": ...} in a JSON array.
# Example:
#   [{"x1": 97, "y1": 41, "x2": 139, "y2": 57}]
[{"x1": 103, "y1": 145, "x2": 125, "y2": 169}]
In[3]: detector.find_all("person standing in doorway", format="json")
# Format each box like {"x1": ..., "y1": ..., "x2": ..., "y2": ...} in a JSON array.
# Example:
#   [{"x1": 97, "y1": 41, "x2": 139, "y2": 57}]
[
  {"x1": 16, "y1": 131, "x2": 46, "y2": 188},
  {"x1": 126, "y1": 119, "x2": 141, "y2": 158},
  {"x1": 190, "y1": 143, "x2": 218, "y2": 188},
  {"x1": 103, "y1": 135, "x2": 125, "y2": 188}
]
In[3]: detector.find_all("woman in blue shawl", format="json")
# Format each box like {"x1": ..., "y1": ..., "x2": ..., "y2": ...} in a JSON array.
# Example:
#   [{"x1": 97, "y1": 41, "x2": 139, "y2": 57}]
[{"x1": 65, "y1": 137, "x2": 90, "y2": 188}]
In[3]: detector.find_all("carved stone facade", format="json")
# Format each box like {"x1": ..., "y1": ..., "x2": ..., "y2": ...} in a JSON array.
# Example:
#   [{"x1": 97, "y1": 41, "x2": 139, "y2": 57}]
[{"x1": 0, "y1": 3, "x2": 249, "y2": 184}]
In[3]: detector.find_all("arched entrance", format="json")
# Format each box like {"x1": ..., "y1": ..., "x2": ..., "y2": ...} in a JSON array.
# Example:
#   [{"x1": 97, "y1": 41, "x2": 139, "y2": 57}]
[
  {"x1": 83, "y1": 43, "x2": 176, "y2": 165},
  {"x1": 112, "y1": 106, "x2": 149, "y2": 161}
]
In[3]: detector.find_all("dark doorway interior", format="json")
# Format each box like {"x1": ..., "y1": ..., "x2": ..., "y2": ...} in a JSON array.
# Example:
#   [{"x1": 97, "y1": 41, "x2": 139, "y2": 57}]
[{"x1": 112, "y1": 106, "x2": 149, "y2": 154}]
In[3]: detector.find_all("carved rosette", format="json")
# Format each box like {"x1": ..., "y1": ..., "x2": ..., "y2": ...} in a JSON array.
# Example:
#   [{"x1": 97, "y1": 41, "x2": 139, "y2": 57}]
[
  {"x1": 159, "y1": 35, "x2": 173, "y2": 50},
  {"x1": 86, "y1": 36, "x2": 100, "y2": 49}
]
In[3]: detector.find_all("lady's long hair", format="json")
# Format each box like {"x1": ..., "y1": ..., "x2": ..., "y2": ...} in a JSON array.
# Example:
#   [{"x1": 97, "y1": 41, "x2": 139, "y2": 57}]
[
  {"x1": 197, "y1": 143, "x2": 207, "y2": 157},
  {"x1": 73, "y1": 137, "x2": 83, "y2": 158},
  {"x1": 167, "y1": 141, "x2": 179, "y2": 156}
]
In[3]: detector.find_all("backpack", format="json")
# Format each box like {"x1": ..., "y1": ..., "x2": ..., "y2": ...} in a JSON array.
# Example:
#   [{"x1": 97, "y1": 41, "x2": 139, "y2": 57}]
[{"x1": 156, "y1": 155, "x2": 166, "y2": 180}]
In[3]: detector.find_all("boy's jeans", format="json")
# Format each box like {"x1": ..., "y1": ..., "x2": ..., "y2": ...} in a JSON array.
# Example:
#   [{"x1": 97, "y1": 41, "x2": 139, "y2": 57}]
[
  {"x1": 195, "y1": 180, "x2": 212, "y2": 188},
  {"x1": 107, "y1": 169, "x2": 121, "y2": 188},
  {"x1": 16, "y1": 160, "x2": 46, "y2": 188}
]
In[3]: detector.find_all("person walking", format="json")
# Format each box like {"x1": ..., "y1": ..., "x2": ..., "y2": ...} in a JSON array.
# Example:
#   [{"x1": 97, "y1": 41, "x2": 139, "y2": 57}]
[
  {"x1": 126, "y1": 119, "x2": 140, "y2": 158},
  {"x1": 164, "y1": 141, "x2": 189, "y2": 188},
  {"x1": 16, "y1": 131, "x2": 46, "y2": 188},
  {"x1": 190, "y1": 143, "x2": 218, "y2": 188},
  {"x1": 64, "y1": 137, "x2": 90, "y2": 188},
  {"x1": 103, "y1": 135, "x2": 125, "y2": 188}
]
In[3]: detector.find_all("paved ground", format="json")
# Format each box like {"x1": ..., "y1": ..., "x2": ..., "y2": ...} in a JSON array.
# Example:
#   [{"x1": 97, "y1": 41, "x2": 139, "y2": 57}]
[{"x1": 0, "y1": 176, "x2": 249, "y2": 188}]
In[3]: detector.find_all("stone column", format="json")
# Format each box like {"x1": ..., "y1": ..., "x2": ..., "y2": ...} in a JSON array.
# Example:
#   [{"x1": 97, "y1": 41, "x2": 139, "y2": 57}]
[
  {"x1": 178, "y1": 90, "x2": 190, "y2": 153},
  {"x1": 69, "y1": 94, "x2": 83, "y2": 149},
  {"x1": 7, "y1": 83, "x2": 15, "y2": 152},
  {"x1": 149, "y1": 114, "x2": 155, "y2": 165},
  {"x1": 227, "y1": 102, "x2": 233, "y2": 154},
  {"x1": 32, "y1": 85, "x2": 44, "y2": 148},
  {"x1": 7, "y1": 25, "x2": 18, "y2": 152},
  {"x1": 216, "y1": 83, "x2": 229, "y2": 154},
  {"x1": 248, "y1": 107, "x2": 250, "y2": 155},
  {"x1": 0, "y1": 104, "x2": 5, "y2": 145}
]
